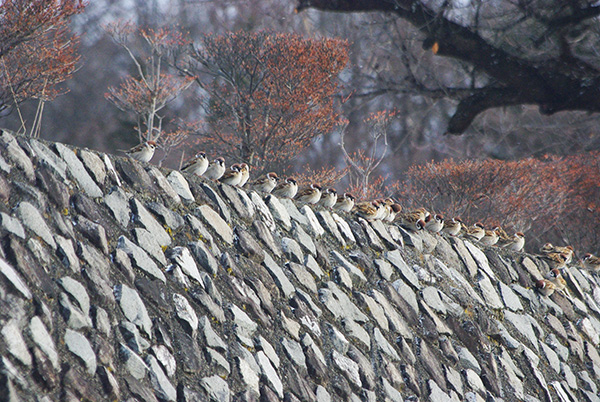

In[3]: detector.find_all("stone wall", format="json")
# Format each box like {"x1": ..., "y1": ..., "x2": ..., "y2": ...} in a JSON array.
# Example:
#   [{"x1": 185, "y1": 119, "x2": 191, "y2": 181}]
[{"x1": 0, "y1": 130, "x2": 599, "y2": 402}]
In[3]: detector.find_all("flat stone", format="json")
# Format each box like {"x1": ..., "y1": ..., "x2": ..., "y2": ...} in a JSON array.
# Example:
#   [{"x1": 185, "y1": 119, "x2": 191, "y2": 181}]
[
  {"x1": 146, "y1": 354, "x2": 177, "y2": 401},
  {"x1": 234, "y1": 226, "x2": 265, "y2": 262},
  {"x1": 499, "y1": 281, "x2": 523, "y2": 311},
  {"x1": 579, "y1": 317, "x2": 600, "y2": 345},
  {"x1": 332, "y1": 213, "x2": 356, "y2": 244},
  {"x1": 374, "y1": 258, "x2": 394, "y2": 281},
  {"x1": 166, "y1": 170, "x2": 194, "y2": 202},
  {"x1": 30, "y1": 139, "x2": 68, "y2": 180},
  {"x1": 317, "y1": 210, "x2": 345, "y2": 246},
  {"x1": 382, "y1": 377, "x2": 403, "y2": 402},
  {"x1": 420, "y1": 300, "x2": 452, "y2": 335},
  {"x1": 281, "y1": 337, "x2": 306, "y2": 368},
  {"x1": 373, "y1": 327, "x2": 400, "y2": 360},
  {"x1": 0, "y1": 212, "x2": 25, "y2": 238},
  {"x1": 334, "y1": 265, "x2": 353, "y2": 289},
  {"x1": 103, "y1": 154, "x2": 121, "y2": 186},
  {"x1": 236, "y1": 355, "x2": 260, "y2": 395},
  {"x1": 131, "y1": 227, "x2": 166, "y2": 265},
  {"x1": 199, "y1": 316, "x2": 228, "y2": 352},
  {"x1": 266, "y1": 195, "x2": 292, "y2": 231},
  {"x1": 249, "y1": 191, "x2": 276, "y2": 231},
  {"x1": 173, "y1": 293, "x2": 198, "y2": 335},
  {"x1": 521, "y1": 257, "x2": 543, "y2": 280},
  {"x1": 498, "y1": 350, "x2": 524, "y2": 399},
  {"x1": 282, "y1": 237, "x2": 304, "y2": 264},
  {"x1": 540, "y1": 342, "x2": 560, "y2": 373},
  {"x1": 104, "y1": 187, "x2": 132, "y2": 227},
  {"x1": 55, "y1": 143, "x2": 103, "y2": 197},
  {"x1": 319, "y1": 281, "x2": 368, "y2": 323},
  {"x1": 230, "y1": 303, "x2": 258, "y2": 344},
  {"x1": 358, "y1": 293, "x2": 389, "y2": 331},
  {"x1": 188, "y1": 240, "x2": 219, "y2": 275},
  {"x1": 287, "y1": 262, "x2": 318, "y2": 294},
  {"x1": 278, "y1": 197, "x2": 307, "y2": 225},
  {"x1": 446, "y1": 366, "x2": 463, "y2": 397},
  {"x1": 332, "y1": 350, "x2": 362, "y2": 388},
  {"x1": 29, "y1": 316, "x2": 58, "y2": 369},
  {"x1": 358, "y1": 218, "x2": 385, "y2": 252},
  {"x1": 146, "y1": 167, "x2": 181, "y2": 205},
  {"x1": 291, "y1": 222, "x2": 316, "y2": 256},
  {"x1": 372, "y1": 287, "x2": 413, "y2": 338},
  {"x1": 55, "y1": 236, "x2": 80, "y2": 273},
  {"x1": 131, "y1": 198, "x2": 172, "y2": 246},
  {"x1": 457, "y1": 346, "x2": 481, "y2": 374},
  {"x1": 1, "y1": 131, "x2": 35, "y2": 180},
  {"x1": 463, "y1": 240, "x2": 495, "y2": 279},
  {"x1": 386, "y1": 249, "x2": 420, "y2": 289},
  {"x1": 428, "y1": 379, "x2": 454, "y2": 402},
  {"x1": 2, "y1": 320, "x2": 32, "y2": 366},
  {"x1": 196, "y1": 205, "x2": 233, "y2": 244},
  {"x1": 16, "y1": 201, "x2": 56, "y2": 249},
  {"x1": 167, "y1": 246, "x2": 202, "y2": 284},
  {"x1": 256, "y1": 335, "x2": 280, "y2": 368},
  {"x1": 0, "y1": 258, "x2": 32, "y2": 299},
  {"x1": 300, "y1": 205, "x2": 325, "y2": 237},
  {"x1": 58, "y1": 277, "x2": 90, "y2": 316},
  {"x1": 117, "y1": 236, "x2": 166, "y2": 282},
  {"x1": 422, "y1": 286, "x2": 447, "y2": 314},
  {"x1": 78, "y1": 148, "x2": 106, "y2": 184},
  {"x1": 331, "y1": 250, "x2": 367, "y2": 283},
  {"x1": 256, "y1": 351, "x2": 283, "y2": 398},
  {"x1": 59, "y1": 291, "x2": 92, "y2": 329},
  {"x1": 436, "y1": 259, "x2": 485, "y2": 305},
  {"x1": 342, "y1": 318, "x2": 371, "y2": 349},
  {"x1": 451, "y1": 238, "x2": 478, "y2": 278},
  {"x1": 370, "y1": 220, "x2": 399, "y2": 249},
  {"x1": 114, "y1": 283, "x2": 153, "y2": 337},
  {"x1": 262, "y1": 253, "x2": 295, "y2": 298},
  {"x1": 478, "y1": 272, "x2": 504, "y2": 309},
  {"x1": 561, "y1": 363, "x2": 577, "y2": 389},
  {"x1": 146, "y1": 202, "x2": 184, "y2": 230},
  {"x1": 200, "y1": 375, "x2": 230, "y2": 402},
  {"x1": 504, "y1": 311, "x2": 539, "y2": 351},
  {"x1": 64, "y1": 329, "x2": 97, "y2": 375},
  {"x1": 253, "y1": 220, "x2": 281, "y2": 257}
]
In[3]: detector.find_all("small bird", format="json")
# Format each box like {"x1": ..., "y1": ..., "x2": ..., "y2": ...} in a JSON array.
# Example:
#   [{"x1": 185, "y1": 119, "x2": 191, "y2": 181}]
[
  {"x1": 250, "y1": 172, "x2": 278, "y2": 193},
  {"x1": 122, "y1": 141, "x2": 157, "y2": 163},
  {"x1": 500, "y1": 232, "x2": 525, "y2": 252},
  {"x1": 396, "y1": 208, "x2": 428, "y2": 229},
  {"x1": 424, "y1": 213, "x2": 444, "y2": 233},
  {"x1": 540, "y1": 243, "x2": 555, "y2": 254},
  {"x1": 535, "y1": 279, "x2": 556, "y2": 297},
  {"x1": 384, "y1": 203, "x2": 402, "y2": 223},
  {"x1": 203, "y1": 157, "x2": 226, "y2": 180},
  {"x1": 334, "y1": 193, "x2": 355, "y2": 213},
  {"x1": 238, "y1": 163, "x2": 250, "y2": 187},
  {"x1": 541, "y1": 252, "x2": 569, "y2": 269},
  {"x1": 465, "y1": 223, "x2": 486, "y2": 241},
  {"x1": 442, "y1": 217, "x2": 462, "y2": 236},
  {"x1": 219, "y1": 164, "x2": 243, "y2": 186},
  {"x1": 540, "y1": 244, "x2": 574, "y2": 265},
  {"x1": 317, "y1": 188, "x2": 338, "y2": 209},
  {"x1": 181, "y1": 152, "x2": 209, "y2": 176},
  {"x1": 546, "y1": 268, "x2": 567, "y2": 292},
  {"x1": 354, "y1": 200, "x2": 380, "y2": 221},
  {"x1": 581, "y1": 253, "x2": 600, "y2": 273},
  {"x1": 272, "y1": 177, "x2": 298, "y2": 199},
  {"x1": 480, "y1": 227, "x2": 500, "y2": 246},
  {"x1": 295, "y1": 184, "x2": 322, "y2": 204}
]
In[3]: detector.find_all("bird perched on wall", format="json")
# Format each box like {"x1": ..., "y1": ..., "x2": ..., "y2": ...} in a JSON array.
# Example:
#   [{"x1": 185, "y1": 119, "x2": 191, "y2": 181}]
[
  {"x1": 203, "y1": 157, "x2": 226, "y2": 180},
  {"x1": 465, "y1": 223, "x2": 486, "y2": 241},
  {"x1": 181, "y1": 152, "x2": 209, "y2": 176},
  {"x1": 272, "y1": 177, "x2": 298, "y2": 199},
  {"x1": 500, "y1": 232, "x2": 525, "y2": 252},
  {"x1": 250, "y1": 172, "x2": 278, "y2": 193},
  {"x1": 442, "y1": 217, "x2": 462, "y2": 236},
  {"x1": 384, "y1": 203, "x2": 402, "y2": 223},
  {"x1": 219, "y1": 164, "x2": 243, "y2": 186},
  {"x1": 334, "y1": 192, "x2": 355, "y2": 213},
  {"x1": 540, "y1": 243, "x2": 574, "y2": 264},
  {"x1": 317, "y1": 188, "x2": 337, "y2": 209},
  {"x1": 581, "y1": 253, "x2": 600, "y2": 273},
  {"x1": 122, "y1": 141, "x2": 157, "y2": 163},
  {"x1": 546, "y1": 268, "x2": 567, "y2": 292},
  {"x1": 354, "y1": 200, "x2": 381, "y2": 221},
  {"x1": 295, "y1": 184, "x2": 322, "y2": 204},
  {"x1": 424, "y1": 213, "x2": 444, "y2": 233},
  {"x1": 535, "y1": 279, "x2": 556, "y2": 297},
  {"x1": 480, "y1": 227, "x2": 500, "y2": 246},
  {"x1": 541, "y1": 252, "x2": 569, "y2": 269},
  {"x1": 396, "y1": 207, "x2": 428, "y2": 230},
  {"x1": 238, "y1": 163, "x2": 250, "y2": 187}
]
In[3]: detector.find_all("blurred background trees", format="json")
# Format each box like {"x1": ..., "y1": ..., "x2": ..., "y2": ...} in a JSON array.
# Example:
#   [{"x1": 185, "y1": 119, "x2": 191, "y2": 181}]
[{"x1": 1, "y1": 0, "x2": 600, "y2": 253}]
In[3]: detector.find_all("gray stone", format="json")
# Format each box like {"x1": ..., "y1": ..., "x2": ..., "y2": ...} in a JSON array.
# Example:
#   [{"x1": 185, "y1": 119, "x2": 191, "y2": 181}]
[
  {"x1": 373, "y1": 327, "x2": 400, "y2": 360},
  {"x1": 94, "y1": 307, "x2": 111, "y2": 337},
  {"x1": 0, "y1": 258, "x2": 32, "y2": 299},
  {"x1": 521, "y1": 257, "x2": 543, "y2": 280},
  {"x1": 206, "y1": 347, "x2": 230, "y2": 377},
  {"x1": 167, "y1": 246, "x2": 202, "y2": 284},
  {"x1": 58, "y1": 277, "x2": 90, "y2": 316},
  {"x1": 29, "y1": 316, "x2": 58, "y2": 369},
  {"x1": 114, "y1": 283, "x2": 153, "y2": 337},
  {"x1": 78, "y1": 148, "x2": 106, "y2": 184},
  {"x1": 256, "y1": 335, "x2": 280, "y2": 368},
  {"x1": 386, "y1": 249, "x2": 420, "y2": 289},
  {"x1": 59, "y1": 292, "x2": 92, "y2": 329},
  {"x1": 304, "y1": 254, "x2": 325, "y2": 279},
  {"x1": 374, "y1": 258, "x2": 394, "y2": 281},
  {"x1": 422, "y1": 286, "x2": 447, "y2": 314},
  {"x1": 391, "y1": 279, "x2": 419, "y2": 316},
  {"x1": 457, "y1": 346, "x2": 481, "y2": 374},
  {"x1": 133, "y1": 227, "x2": 167, "y2": 265},
  {"x1": 250, "y1": 191, "x2": 276, "y2": 231},
  {"x1": 463, "y1": 240, "x2": 496, "y2": 279},
  {"x1": 279, "y1": 197, "x2": 308, "y2": 225},
  {"x1": 104, "y1": 187, "x2": 132, "y2": 227},
  {"x1": 262, "y1": 253, "x2": 295, "y2": 298},
  {"x1": 315, "y1": 386, "x2": 331, "y2": 402},
  {"x1": 236, "y1": 355, "x2": 260, "y2": 394},
  {"x1": 266, "y1": 195, "x2": 292, "y2": 231},
  {"x1": 256, "y1": 351, "x2": 283, "y2": 398},
  {"x1": 358, "y1": 293, "x2": 389, "y2": 331},
  {"x1": 0, "y1": 212, "x2": 25, "y2": 238},
  {"x1": 16, "y1": 201, "x2": 56, "y2": 249},
  {"x1": 359, "y1": 218, "x2": 385, "y2": 252},
  {"x1": 332, "y1": 350, "x2": 362, "y2": 388},
  {"x1": 540, "y1": 342, "x2": 560, "y2": 373},
  {"x1": 332, "y1": 213, "x2": 356, "y2": 244},
  {"x1": 282, "y1": 337, "x2": 306, "y2": 368},
  {"x1": 64, "y1": 329, "x2": 97, "y2": 375},
  {"x1": 579, "y1": 317, "x2": 600, "y2": 345},
  {"x1": 451, "y1": 238, "x2": 478, "y2": 278},
  {"x1": 463, "y1": 368, "x2": 485, "y2": 393},
  {"x1": 196, "y1": 205, "x2": 234, "y2": 244},
  {"x1": 300, "y1": 205, "x2": 325, "y2": 237},
  {"x1": 230, "y1": 303, "x2": 258, "y2": 345},
  {"x1": 561, "y1": 363, "x2": 577, "y2": 389},
  {"x1": 120, "y1": 320, "x2": 150, "y2": 354},
  {"x1": 2, "y1": 320, "x2": 32, "y2": 366},
  {"x1": 146, "y1": 202, "x2": 184, "y2": 230},
  {"x1": 342, "y1": 318, "x2": 371, "y2": 348},
  {"x1": 280, "y1": 311, "x2": 301, "y2": 340},
  {"x1": 372, "y1": 288, "x2": 412, "y2": 339},
  {"x1": 76, "y1": 217, "x2": 108, "y2": 254},
  {"x1": 382, "y1": 377, "x2": 403, "y2": 402},
  {"x1": 437, "y1": 259, "x2": 486, "y2": 305},
  {"x1": 546, "y1": 333, "x2": 569, "y2": 361},
  {"x1": 131, "y1": 198, "x2": 172, "y2": 246},
  {"x1": 166, "y1": 170, "x2": 194, "y2": 202},
  {"x1": 370, "y1": 220, "x2": 399, "y2": 249},
  {"x1": 282, "y1": 237, "x2": 304, "y2": 264},
  {"x1": 319, "y1": 281, "x2": 369, "y2": 323},
  {"x1": 199, "y1": 316, "x2": 227, "y2": 352},
  {"x1": 173, "y1": 293, "x2": 198, "y2": 335},
  {"x1": 317, "y1": 210, "x2": 345, "y2": 246},
  {"x1": 1, "y1": 131, "x2": 35, "y2": 180},
  {"x1": 117, "y1": 236, "x2": 166, "y2": 282},
  {"x1": 146, "y1": 354, "x2": 177, "y2": 401},
  {"x1": 55, "y1": 143, "x2": 103, "y2": 197},
  {"x1": 334, "y1": 265, "x2": 353, "y2": 289},
  {"x1": 200, "y1": 375, "x2": 230, "y2": 402},
  {"x1": 291, "y1": 222, "x2": 316, "y2": 256},
  {"x1": 327, "y1": 323, "x2": 350, "y2": 354},
  {"x1": 499, "y1": 281, "x2": 523, "y2": 311},
  {"x1": 498, "y1": 350, "x2": 524, "y2": 399},
  {"x1": 147, "y1": 167, "x2": 182, "y2": 205},
  {"x1": 477, "y1": 272, "x2": 504, "y2": 309},
  {"x1": 103, "y1": 154, "x2": 121, "y2": 186},
  {"x1": 331, "y1": 250, "x2": 367, "y2": 283},
  {"x1": 446, "y1": 366, "x2": 464, "y2": 397},
  {"x1": 55, "y1": 236, "x2": 80, "y2": 273},
  {"x1": 30, "y1": 139, "x2": 68, "y2": 180},
  {"x1": 420, "y1": 299, "x2": 452, "y2": 335},
  {"x1": 188, "y1": 241, "x2": 219, "y2": 275},
  {"x1": 579, "y1": 370, "x2": 597, "y2": 393},
  {"x1": 287, "y1": 262, "x2": 318, "y2": 294}
]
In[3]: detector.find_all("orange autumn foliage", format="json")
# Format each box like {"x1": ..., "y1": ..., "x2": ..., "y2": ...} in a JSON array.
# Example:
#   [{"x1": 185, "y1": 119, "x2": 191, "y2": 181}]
[
  {"x1": 181, "y1": 31, "x2": 349, "y2": 172},
  {"x1": 399, "y1": 153, "x2": 600, "y2": 253}
]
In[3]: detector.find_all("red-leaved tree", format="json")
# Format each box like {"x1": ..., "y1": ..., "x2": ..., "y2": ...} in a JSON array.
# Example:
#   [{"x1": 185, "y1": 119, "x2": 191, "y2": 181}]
[
  {"x1": 178, "y1": 31, "x2": 349, "y2": 172},
  {"x1": 0, "y1": 0, "x2": 84, "y2": 133}
]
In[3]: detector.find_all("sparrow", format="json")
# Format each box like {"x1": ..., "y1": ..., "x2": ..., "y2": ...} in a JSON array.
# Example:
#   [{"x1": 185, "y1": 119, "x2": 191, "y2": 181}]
[
  {"x1": 333, "y1": 192, "x2": 355, "y2": 213},
  {"x1": 480, "y1": 227, "x2": 500, "y2": 246},
  {"x1": 581, "y1": 253, "x2": 600, "y2": 273},
  {"x1": 464, "y1": 223, "x2": 486, "y2": 241},
  {"x1": 396, "y1": 208, "x2": 428, "y2": 229},
  {"x1": 500, "y1": 232, "x2": 525, "y2": 252},
  {"x1": 317, "y1": 188, "x2": 338, "y2": 209},
  {"x1": 295, "y1": 184, "x2": 322, "y2": 204},
  {"x1": 219, "y1": 164, "x2": 243, "y2": 186},
  {"x1": 181, "y1": 152, "x2": 209, "y2": 176},
  {"x1": 535, "y1": 279, "x2": 556, "y2": 297},
  {"x1": 554, "y1": 245, "x2": 574, "y2": 264},
  {"x1": 250, "y1": 172, "x2": 278, "y2": 193},
  {"x1": 353, "y1": 200, "x2": 380, "y2": 221},
  {"x1": 272, "y1": 177, "x2": 298, "y2": 199},
  {"x1": 540, "y1": 243, "x2": 556, "y2": 255},
  {"x1": 541, "y1": 252, "x2": 569, "y2": 269},
  {"x1": 545, "y1": 268, "x2": 567, "y2": 292},
  {"x1": 384, "y1": 203, "x2": 402, "y2": 223},
  {"x1": 122, "y1": 141, "x2": 157, "y2": 163},
  {"x1": 203, "y1": 157, "x2": 226, "y2": 180},
  {"x1": 442, "y1": 217, "x2": 462, "y2": 236},
  {"x1": 238, "y1": 163, "x2": 250, "y2": 187},
  {"x1": 424, "y1": 213, "x2": 444, "y2": 233}
]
